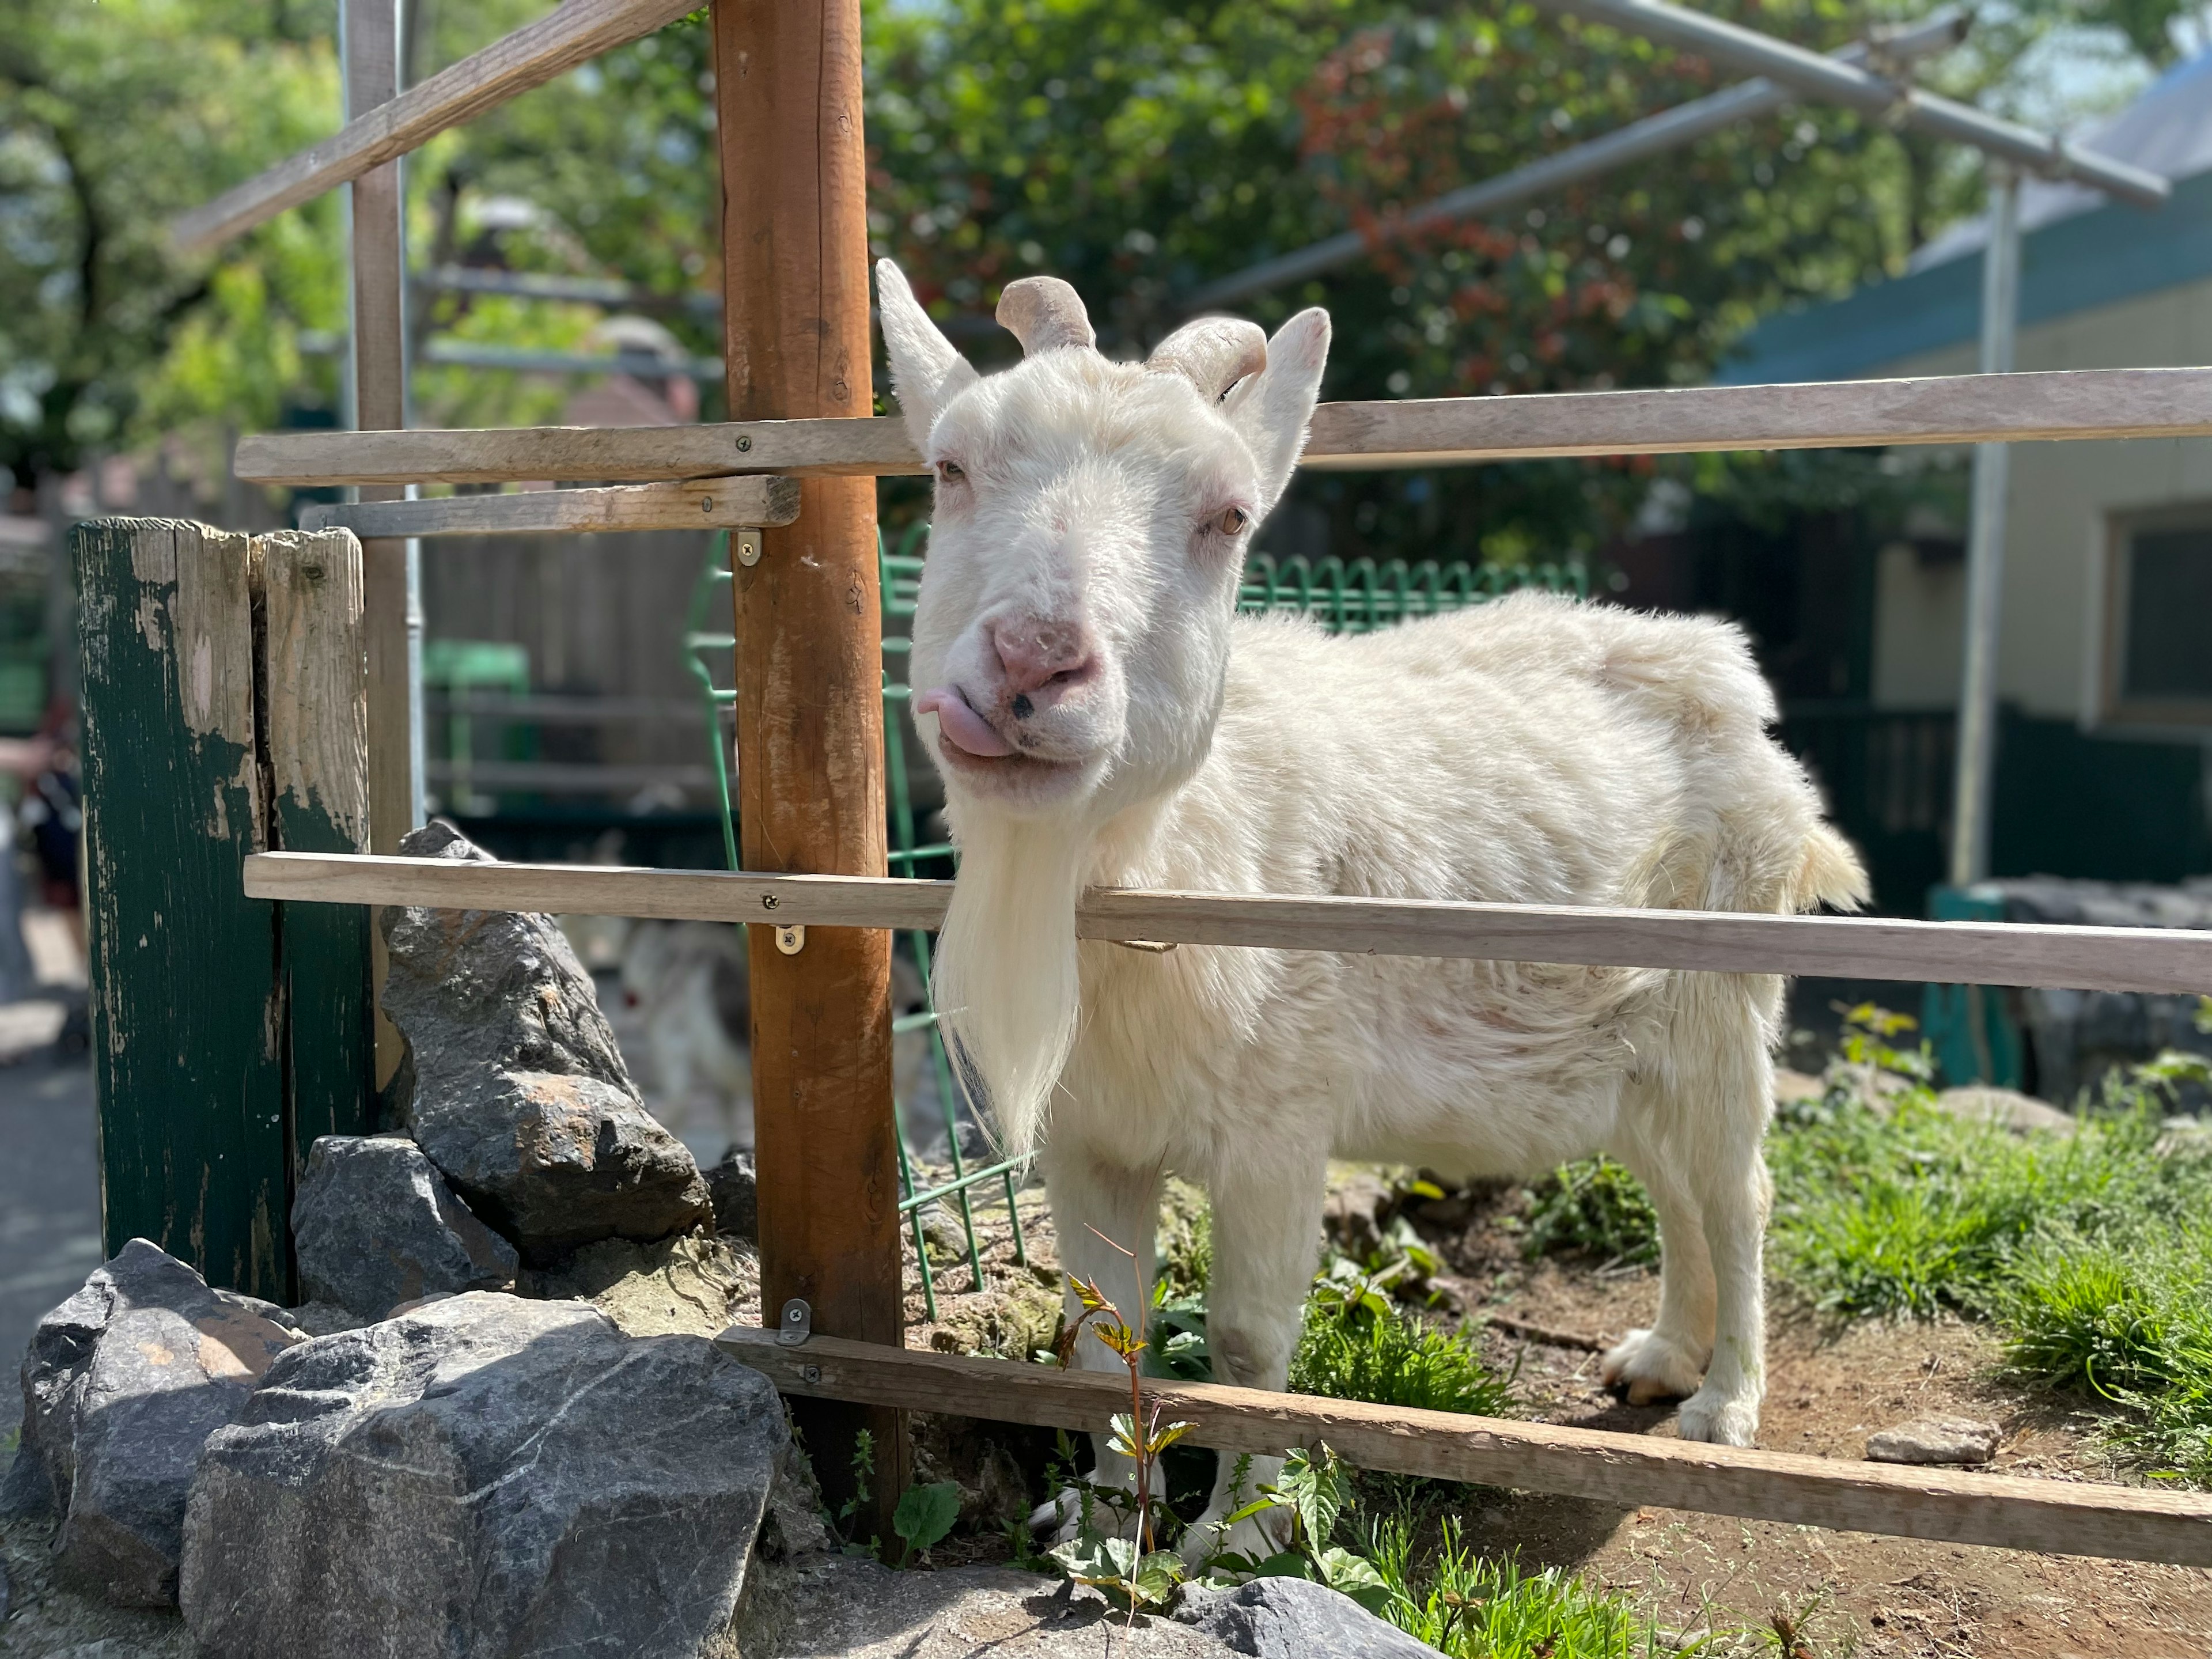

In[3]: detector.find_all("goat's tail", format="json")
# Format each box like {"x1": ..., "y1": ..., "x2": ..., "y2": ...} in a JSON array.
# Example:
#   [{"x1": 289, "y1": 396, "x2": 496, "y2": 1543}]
[{"x1": 1790, "y1": 823, "x2": 1871, "y2": 915}]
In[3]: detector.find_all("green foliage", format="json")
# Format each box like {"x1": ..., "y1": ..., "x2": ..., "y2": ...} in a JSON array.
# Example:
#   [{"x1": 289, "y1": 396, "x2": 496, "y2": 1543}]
[
  {"x1": 1365, "y1": 1513, "x2": 1692, "y2": 1658},
  {"x1": 1, "y1": 0, "x2": 346, "y2": 486},
  {"x1": 1291, "y1": 1297, "x2": 1516, "y2": 1418},
  {"x1": 1994, "y1": 1225, "x2": 2212, "y2": 1485},
  {"x1": 1050, "y1": 1532, "x2": 1187, "y2": 1613},
  {"x1": 1766, "y1": 1006, "x2": 2212, "y2": 1483},
  {"x1": 891, "y1": 1480, "x2": 961, "y2": 1566},
  {"x1": 1766, "y1": 1058, "x2": 2210, "y2": 1323},
  {"x1": 1520, "y1": 1157, "x2": 1660, "y2": 1268}
]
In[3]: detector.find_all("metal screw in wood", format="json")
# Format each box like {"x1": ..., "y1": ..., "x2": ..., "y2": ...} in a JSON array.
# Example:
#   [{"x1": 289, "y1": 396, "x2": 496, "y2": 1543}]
[
  {"x1": 736, "y1": 529, "x2": 762, "y2": 567},
  {"x1": 775, "y1": 924, "x2": 806, "y2": 955}
]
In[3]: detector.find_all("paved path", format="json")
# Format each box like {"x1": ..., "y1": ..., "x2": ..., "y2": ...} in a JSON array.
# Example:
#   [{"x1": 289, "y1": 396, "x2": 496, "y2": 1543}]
[{"x1": 0, "y1": 1037, "x2": 100, "y2": 1438}]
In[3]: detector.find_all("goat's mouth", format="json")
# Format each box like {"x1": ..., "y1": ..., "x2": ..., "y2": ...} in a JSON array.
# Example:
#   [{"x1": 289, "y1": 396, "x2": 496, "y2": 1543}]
[{"x1": 917, "y1": 684, "x2": 1093, "y2": 794}]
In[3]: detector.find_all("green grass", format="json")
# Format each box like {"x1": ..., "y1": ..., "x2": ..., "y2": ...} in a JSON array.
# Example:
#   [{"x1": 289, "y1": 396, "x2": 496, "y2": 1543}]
[
  {"x1": 1992, "y1": 1222, "x2": 2212, "y2": 1483},
  {"x1": 1512, "y1": 1013, "x2": 2212, "y2": 1486},
  {"x1": 1291, "y1": 1300, "x2": 1517, "y2": 1418},
  {"x1": 1365, "y1": 1512, "x2": 1695, "y2": 1658}
]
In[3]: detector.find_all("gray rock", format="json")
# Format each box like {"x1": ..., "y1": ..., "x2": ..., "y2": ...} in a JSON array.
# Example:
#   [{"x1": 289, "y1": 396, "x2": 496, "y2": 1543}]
[
  {"x1": 707, "y1": 1147, "x2": 759, "y2": 1241},
  {"x1": 1933, "y1": 1086, "x2": 2077, "y2": 1136},
  {"x1": 378, "y1": 821, "x2": 710, "y2": 1262},
  {"x1": 1176, "y1": 1578, "x2": 1434, "y2": 1658},
  {"x1": 291, "y1": 1133, "x2": 518, "y2": 1319},
  {"x1": 1865, "y1": 1415, "x2": 2003, "y2": 1466},
  {"x1": 7, "y1": 1239, "x2": 302, "y2": 1606},
  {"x1": 736, "y1": 1554, "x2": 1235, "y2": 1656},
  {"x1": 180, "y1": 1291, "x2": 784, "y2": 1658}
]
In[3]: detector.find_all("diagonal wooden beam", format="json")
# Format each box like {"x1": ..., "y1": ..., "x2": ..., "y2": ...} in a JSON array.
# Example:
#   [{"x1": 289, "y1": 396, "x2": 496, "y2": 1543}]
[
  {"x1": 169, "y1": 0, "x2": 699, "y2": 257},
  {"x1": 714, "y1": 1328, "x2": 2212, "y2": 1566},
  {"x1": 238, "y1": 851, "x2": 2212, "y2": 995},
  {"x1": 231, "y1": 367, "x2": 2212, "y2": 486}
]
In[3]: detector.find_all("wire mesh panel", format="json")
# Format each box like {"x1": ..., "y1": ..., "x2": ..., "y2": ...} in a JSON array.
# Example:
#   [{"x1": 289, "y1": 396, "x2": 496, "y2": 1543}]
[{"x1": 691, "y1": 529, "x2": 1589, "y2": 1313}]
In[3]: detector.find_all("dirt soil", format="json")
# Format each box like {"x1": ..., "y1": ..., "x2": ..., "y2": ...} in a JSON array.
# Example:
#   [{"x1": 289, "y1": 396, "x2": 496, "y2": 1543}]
[
  {"x1": 904, "y1": 1175, "x2": 2212, "y2": 1658},
  {"x1": 1415, "y1": 1185, "x2": 2212, "y2": 1657}
]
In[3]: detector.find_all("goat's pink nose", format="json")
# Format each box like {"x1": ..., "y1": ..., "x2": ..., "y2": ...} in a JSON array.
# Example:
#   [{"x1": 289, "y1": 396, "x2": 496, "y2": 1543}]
[{"x1": 990, "y1": 618, "x2": 1094, "y2": 698}]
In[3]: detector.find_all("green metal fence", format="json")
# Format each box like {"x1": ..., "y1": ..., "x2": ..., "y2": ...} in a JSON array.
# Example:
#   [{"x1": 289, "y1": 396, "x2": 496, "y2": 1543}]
[{"x1": 689, "y1": 527, "x2": 1586, "y2": 1315}]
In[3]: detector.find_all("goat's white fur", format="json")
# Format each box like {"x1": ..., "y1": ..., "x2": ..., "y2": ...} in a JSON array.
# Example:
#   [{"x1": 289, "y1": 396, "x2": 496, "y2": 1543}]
[{"x1": 877, "y1": 259, "x2": 1868, "y2": 1556}]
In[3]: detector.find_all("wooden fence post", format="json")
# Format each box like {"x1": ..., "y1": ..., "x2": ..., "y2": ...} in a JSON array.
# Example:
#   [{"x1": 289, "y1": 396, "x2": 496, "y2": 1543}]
[
  {"x1": 76, "y1": 520, "x2": 375, "y2": 1297},
  {"x1": 75, "y1": 520, "x2": 287, "y2": 1297},
  {"x1": 711, "y1": 0, "x2": 908, "y2": 1539},
  {"x1": 260, "y1": 529, "x2": 376, "y2": 1165}
]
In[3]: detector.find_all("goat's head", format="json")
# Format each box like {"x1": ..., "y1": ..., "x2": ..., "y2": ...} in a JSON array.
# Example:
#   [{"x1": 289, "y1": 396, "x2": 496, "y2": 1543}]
[
  {"x1": 878, "y1": 259, "x2": 1331, "y2": 827},
  {"x1": 876, "y1": 259, "x2": 1329, "y2": 1154}
]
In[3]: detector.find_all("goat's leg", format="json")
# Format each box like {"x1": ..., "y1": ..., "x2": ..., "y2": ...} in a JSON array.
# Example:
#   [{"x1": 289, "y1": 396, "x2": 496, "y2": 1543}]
[
  {"x1": 1029, "y1": 1143, "x2": 1163, "y2": 1541},
  {"x1": 1181, "y1": 1147, "x2": 1327, "y2": 1567},
  {"x1": 1673, "y1": 1142, "x2": 1769, "y2": 1446},
  {"x1": 1599, "y1": 1145, "x2": 1714, "y2": 1405}
]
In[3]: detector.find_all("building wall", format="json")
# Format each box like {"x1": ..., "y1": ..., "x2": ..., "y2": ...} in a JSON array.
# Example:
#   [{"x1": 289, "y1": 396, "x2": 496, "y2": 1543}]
[{"x1": 1863, "y1": 275, "x2": 2212, "y2": 723}]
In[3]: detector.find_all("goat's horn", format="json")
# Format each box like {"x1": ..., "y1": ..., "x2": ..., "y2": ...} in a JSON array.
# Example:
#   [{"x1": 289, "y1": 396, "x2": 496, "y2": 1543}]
[
  {"x1": 995, "y1": 276, "x2": 1096, "y2": 355},
  {"x1": 1146, "y1": 317, "x2": 1268, "y2": 402}
]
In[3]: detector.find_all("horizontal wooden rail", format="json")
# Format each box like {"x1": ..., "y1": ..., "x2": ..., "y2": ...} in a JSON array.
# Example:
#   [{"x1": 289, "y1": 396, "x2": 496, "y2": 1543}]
[
  {"x1": 240, "y1": 852, "x2": 2212, "y2": 994},
  {"x1": 297, "y1": 478, "x2": 799, "y2": 539},
  {"x1": 230, "y1": 368, "x2": 2212, "y2": 485},
  {"x1": 170, "y1": 0, "x2": 696, "y2": 256},
  {"x1": 714, "y1": 1328, "x2": 2212, "y2": 1566}
]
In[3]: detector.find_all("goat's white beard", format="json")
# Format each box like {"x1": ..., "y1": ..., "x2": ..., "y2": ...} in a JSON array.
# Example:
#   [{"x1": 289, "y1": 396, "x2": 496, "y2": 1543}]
[{"x1": 931, "y1": 813, "x2": 1088, "y2": 1158}]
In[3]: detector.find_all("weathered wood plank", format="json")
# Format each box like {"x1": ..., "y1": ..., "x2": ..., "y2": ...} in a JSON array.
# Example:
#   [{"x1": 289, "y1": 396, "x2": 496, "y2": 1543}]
[
  {"x1": 231, "y1": 368, "x2": 2212, "y2": 486},
  {"x1": 77, "y1": 520, "x2": 286, "y2": 1298},
  {"x1": 714, "y1": 0, "x2": 909, "y2": 1543},
  {"x1": 238, "y1": 853, "x2": 2212, "y2": 995},
  {"x1": 297, "y1": 477, "x2": 801, "y2": 539},
  {"x1": 714, "y1": 1329, "x2": 2212, "y2": 1567},
  {"x1": 260, "y1": 531, "x2": 375, "y2": 1171},
  {"x1": 169, "y1": 0, "x2": 698, "y2": 256}
]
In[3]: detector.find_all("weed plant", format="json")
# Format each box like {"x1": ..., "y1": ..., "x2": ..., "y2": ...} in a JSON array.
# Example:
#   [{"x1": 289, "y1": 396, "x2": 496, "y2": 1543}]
[
  {"x1": 1519, "y1": 1156, "x2": 1661, "y2": 1267},
  {"x1": 1365, "y1": 1512, "x2": 1694, "y2": 1657},
  {"x1": 1291, "y1": 1298, "x2": 1515, "y2": 1417}
]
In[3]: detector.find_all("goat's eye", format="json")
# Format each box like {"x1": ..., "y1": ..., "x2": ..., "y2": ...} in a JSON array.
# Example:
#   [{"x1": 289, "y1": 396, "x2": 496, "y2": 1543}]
[
  {"x1": 935, "y1": 460, "x2": 965, "y2": 483},
  {"x1": 1214, "y1": 506, "x2": 1249, "y2": 536}
]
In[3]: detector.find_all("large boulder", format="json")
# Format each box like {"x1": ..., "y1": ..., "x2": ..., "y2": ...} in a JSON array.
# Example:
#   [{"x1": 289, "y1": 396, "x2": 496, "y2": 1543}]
[
  {"x1": 180, "y1": 1291, "x2": 785, "y2": 1658},
  {"x1": 1175, "y1": 1578, "x2": 1435, "y2": 1658},
  {"x1": 736, "y1": 1554, "x2": 1238, "y2": 1656},
  {"x1": 379, "y1": 820, "x2": 709, "y2": 1261},
  {"x1": 5, "y1": 1238, "x2": 302, "y2": 1606},
  {"x1": 291, "y1": 1133, "x2": 518, "y2": 1320}
]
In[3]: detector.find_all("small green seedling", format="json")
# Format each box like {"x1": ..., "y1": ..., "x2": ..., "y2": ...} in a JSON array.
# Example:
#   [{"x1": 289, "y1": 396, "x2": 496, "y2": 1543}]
[{"x1": 891, "y1": 1480, "x2": 961, "y2": 1566}]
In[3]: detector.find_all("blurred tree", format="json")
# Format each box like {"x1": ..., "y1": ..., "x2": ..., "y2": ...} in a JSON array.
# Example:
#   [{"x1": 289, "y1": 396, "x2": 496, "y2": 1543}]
[{"x1": 0, "y1": 0, "x2": 345, "y2": 498}]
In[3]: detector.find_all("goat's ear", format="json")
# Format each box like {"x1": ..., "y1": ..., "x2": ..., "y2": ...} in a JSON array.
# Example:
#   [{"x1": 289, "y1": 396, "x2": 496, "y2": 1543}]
[
  {"x1": 1223, "y1": 308, "x2": 1330, "y2": 514},
  {"x1": 876, "y1": 259, "x2": 980, "y2": 450}
]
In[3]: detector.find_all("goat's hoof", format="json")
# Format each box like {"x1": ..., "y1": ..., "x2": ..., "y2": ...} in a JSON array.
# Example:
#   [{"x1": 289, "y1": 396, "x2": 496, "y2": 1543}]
[
  {"x1": 1028, "y1": 1487, "x2": 1141, "y2": 1545},
  {"x1": 1178, "y1": 1505, "x2": 1291, "y2": 1571},
  {"x1": 1676, "y1": 1388, "x2": 1759, "y2": 1446},
  {"x1": 1599, "y1": 1328, "x2": 1705, "y2": 1405}
]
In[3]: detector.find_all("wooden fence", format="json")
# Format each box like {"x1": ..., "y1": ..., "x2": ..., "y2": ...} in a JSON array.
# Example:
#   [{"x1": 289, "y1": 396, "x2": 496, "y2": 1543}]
[{"x1": 85, "y1": 0, "x2": 2212, "y2": 1563}]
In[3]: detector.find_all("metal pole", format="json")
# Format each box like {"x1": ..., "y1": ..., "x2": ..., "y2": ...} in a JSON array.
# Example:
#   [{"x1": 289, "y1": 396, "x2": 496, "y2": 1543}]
[
  {"x1": 1949, "y1": 165, "x2": 2021, "y2": 887},
  {"x1": 1530, "y1": 0, "x2": 2169, "y2": 209},
  {"x1": 1188, "y1": 10, "x2": 1970, "y2": 310}
]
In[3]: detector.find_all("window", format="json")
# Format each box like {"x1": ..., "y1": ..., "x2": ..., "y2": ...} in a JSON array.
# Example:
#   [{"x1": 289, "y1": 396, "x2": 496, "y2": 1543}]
[{"x1": 2104, "y1": 509, "x2": 2212, "y2": 724}]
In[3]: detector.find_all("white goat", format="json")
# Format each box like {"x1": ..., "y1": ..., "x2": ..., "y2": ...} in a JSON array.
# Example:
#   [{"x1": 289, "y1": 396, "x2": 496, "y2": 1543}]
[{"x1": 876, "y1": 259, "x2": 1867, "y2": 1555}]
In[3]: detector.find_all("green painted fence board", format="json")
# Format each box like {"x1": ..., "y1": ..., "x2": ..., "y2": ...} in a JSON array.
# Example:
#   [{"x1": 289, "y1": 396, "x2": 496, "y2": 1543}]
[
  {"x1": 262, "y1": 531, "x2": 376, "y2": 1168},
  {"x1": 76, "y1": 518, "x2": 287, "y2": 1297}
]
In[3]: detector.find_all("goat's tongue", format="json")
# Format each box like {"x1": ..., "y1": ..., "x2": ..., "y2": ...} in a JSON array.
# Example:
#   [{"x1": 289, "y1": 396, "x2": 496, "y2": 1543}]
[{"x1": 915, "y1": 687, "x2": 1016, "y2": 758}]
